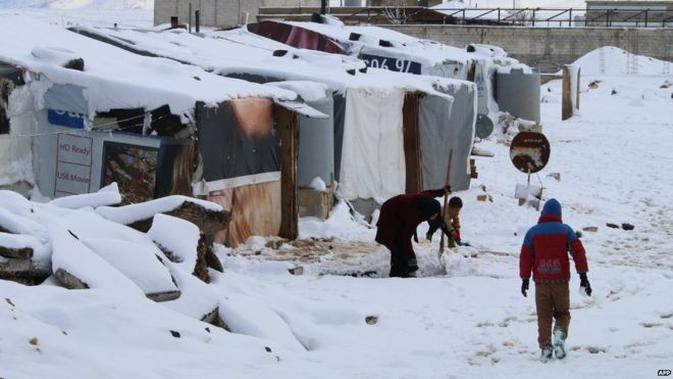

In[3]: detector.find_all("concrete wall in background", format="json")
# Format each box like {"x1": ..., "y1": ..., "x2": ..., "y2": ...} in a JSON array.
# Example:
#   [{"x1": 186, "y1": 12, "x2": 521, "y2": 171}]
[
  {"x1": 154, "y1": 0, "x2": 321, "y2": 28},
  {"x1": 385, "y1": 25, "x2": 673, "y2": 72}
]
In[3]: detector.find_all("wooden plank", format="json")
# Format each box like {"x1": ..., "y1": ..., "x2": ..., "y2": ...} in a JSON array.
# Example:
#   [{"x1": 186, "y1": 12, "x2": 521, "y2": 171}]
[
  {"x1": 467, "y1": 61, "x2": 477, "y2": 82},
  {"x1": 576, "y1": 67, "x2": 581, "y2": 110},
  {"x1": 561, "y1": 65, "x2": 573, "y2": 120},
  {"x1": 403, "y1": 92, "x2": 422, "y2": 194},
  {"x1": 276, "y1": 106, "x2": 299, "y2": 240}
]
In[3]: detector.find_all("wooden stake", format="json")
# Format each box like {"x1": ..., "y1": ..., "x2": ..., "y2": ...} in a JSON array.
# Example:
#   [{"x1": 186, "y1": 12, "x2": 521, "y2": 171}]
[
  {"x1": 277, "y1": 106, "x2": 299, "y2": 240},
  {"x1": 439, "y1": 150, "x2": 454, "y2": 257}
]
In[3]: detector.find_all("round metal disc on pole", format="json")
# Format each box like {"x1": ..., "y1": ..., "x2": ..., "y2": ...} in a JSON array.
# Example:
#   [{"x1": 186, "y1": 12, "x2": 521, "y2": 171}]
[
  {"x1": 475, "y1": 114, "x2": 494, "y2": 139},
  {"x1": 509, "y1": 132, "x2": 551, "y2": 174}
]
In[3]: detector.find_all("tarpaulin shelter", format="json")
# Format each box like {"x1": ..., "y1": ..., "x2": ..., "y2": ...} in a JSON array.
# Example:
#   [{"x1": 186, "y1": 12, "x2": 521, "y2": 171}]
[
  {"x1": 71, "y1": 25, "x2": 476, "y2": 219},
  {"x1": 248, "y1": 19, "x2": 540, "y2": 128},
  {"x1": 0, "y1": 16, "x2": 326, "y2": 246}
]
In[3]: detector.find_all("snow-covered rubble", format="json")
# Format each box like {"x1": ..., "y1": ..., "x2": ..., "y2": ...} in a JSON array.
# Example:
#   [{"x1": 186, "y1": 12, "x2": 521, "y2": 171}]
[
  {"x1": 1, "y1": 184, "x2": 386, "y2": 378},
  {"x1": 0, "y1": 184, "x2": 229, "y2": 301}
]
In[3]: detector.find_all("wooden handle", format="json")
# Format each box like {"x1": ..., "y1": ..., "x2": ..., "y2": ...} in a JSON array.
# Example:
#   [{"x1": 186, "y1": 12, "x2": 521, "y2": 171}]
[{"x1": 439, "y1": 150, "x2": 454, "y2": 254}]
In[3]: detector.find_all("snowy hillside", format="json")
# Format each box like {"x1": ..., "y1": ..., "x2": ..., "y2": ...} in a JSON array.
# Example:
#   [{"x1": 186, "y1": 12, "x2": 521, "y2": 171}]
[
  {"x1": 0, "y1": 0, "x2": 152, "y2": 27},
  {"x1": 0, "y1": 0, "x2": 151, "y2": 9}
]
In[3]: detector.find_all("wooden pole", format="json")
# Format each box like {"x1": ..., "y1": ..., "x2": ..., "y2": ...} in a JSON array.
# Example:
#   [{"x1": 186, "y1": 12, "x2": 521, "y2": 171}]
[
  {"x1": 439, "y1": 150, "x2": 454, "y2": 257},
  {"x1": 561, "y1": 65, "x2": 573, "y2": 120},
  {"x1": 277, "y1": 106, "x2": 299, "y2": 240}
]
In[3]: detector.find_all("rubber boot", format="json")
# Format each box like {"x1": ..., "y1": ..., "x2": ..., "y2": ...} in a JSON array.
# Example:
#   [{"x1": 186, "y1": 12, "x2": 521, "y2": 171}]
[
  {"x1": 553, "y1": 329, "x2": 567, "y2": 359},
  {"x1": 540, "y1": 347, "x2": 553, "y2": 363}
]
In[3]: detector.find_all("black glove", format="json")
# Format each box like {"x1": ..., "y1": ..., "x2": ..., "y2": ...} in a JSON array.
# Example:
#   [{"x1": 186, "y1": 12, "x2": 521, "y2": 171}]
[
  {"x1": 407, "y1": 256, "x2": 419, "y2": 273},
  {"x1": 579, "y1": 273, "x2": 592, "y2": 296},
  {"x1": 521, "y1": 278, "x2": 529, "y2": 297},
  {"x1": 443, "y1": 185, "x2": 452, "y2": 194}
]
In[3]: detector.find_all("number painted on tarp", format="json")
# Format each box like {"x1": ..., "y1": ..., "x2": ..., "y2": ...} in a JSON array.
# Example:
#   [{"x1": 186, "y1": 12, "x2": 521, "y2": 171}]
[{"x1": 360, "y1": 54, "x2": 421, "y2": 74}]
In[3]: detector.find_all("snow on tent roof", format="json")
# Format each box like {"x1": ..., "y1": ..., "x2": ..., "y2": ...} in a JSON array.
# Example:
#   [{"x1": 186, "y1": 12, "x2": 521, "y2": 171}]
[
  {"x1": 73, "y1": 25, "x2": 467, "y2": 100},
  {"x1": 0, "y1": 16, "x2": 299, "y2": 122},
  {"x1": 284, "y1": 21, "x2": 474, "y2": 67}
]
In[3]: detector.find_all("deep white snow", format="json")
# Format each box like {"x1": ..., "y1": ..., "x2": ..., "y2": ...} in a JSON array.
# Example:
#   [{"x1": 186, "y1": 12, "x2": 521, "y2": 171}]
[{"x1": 0, "y1": 13, "x2": 672, "y2": 379}]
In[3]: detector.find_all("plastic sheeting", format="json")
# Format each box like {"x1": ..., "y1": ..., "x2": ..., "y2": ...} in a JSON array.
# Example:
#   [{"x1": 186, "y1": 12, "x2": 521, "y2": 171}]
[
  {"x1": 332, "y1": 93, "x2": 346, "y2": 182},
  {"x1": 297, "y1": 97, "x2": 334, "y2": 187},
  {"x1": 197, "y1": 99, "x2": 279, "y2": 182},
  {"x1": 196, "y1": 98, "x2": 282, "y2": 247},
  {"x1": 338, "y1": 88, "x2": 406, "y2": 202},
  {"x1": 419, "y1": 84, "x2": 476, "y2": 192},
  {"x1": 44, "y1": 84, "x2": 88, "y2": 116},
  {"x1": 247, "y1": 21, "x2": 347, "y2": 55}
]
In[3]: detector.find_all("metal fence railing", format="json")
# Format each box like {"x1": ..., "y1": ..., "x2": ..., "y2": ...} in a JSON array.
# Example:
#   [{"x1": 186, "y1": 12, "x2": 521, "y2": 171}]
[
  {"x1": 258, "y1": 6, "x2": 673, "y2": 28},
  {"x1": 430, "y1": 7, "x2": 673, "y2": 28}
]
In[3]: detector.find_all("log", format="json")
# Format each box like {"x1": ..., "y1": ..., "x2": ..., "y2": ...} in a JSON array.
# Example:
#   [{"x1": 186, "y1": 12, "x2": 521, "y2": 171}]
[
  {"x1": 201, "y1": 306, "x2": 227, "y2": 329},
  {"x1": 154, "y1": 231, "x2": 221, "y2": 283},
  {"x1": 193, "y1": 233, "x2": 210, "y2": 282},
  {"x1": 203, "y1": 239, "x2": 223, "y2": 273},
  {"x1": 0, "y1": 246, "x2": 33, "y2": 259},
  {"x1": 126, "y1": 200, "x2": 230, "y2": 240},
  {"x1": 54, "y1": 268, "x2": 89, "y2": 289},
  {"x1": 0, "y1": 258, "x2": 50, "y2": 285},
  {"x1": 146, "y1": 290, "x2": 181, "y2": 302}
]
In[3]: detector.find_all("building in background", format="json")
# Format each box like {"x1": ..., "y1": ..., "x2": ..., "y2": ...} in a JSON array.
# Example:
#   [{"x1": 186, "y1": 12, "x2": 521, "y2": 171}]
[
  {"x1": 585, "y1": 0, "x2": 673, "y2": 26},
  {"x1": 154, "y1": 0, "x2": 322, "y2": 28}
]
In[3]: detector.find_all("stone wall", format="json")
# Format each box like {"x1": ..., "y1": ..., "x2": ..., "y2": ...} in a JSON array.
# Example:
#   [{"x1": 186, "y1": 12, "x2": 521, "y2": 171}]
[{"x1": 385, "y1": 25, "x2": 673, "y2": 72}]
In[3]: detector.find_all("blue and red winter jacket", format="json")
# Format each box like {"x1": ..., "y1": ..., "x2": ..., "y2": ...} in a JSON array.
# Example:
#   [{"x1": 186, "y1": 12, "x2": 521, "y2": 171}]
[{"x1": 519, "y1": 199, "x2": 588, "y2": 282}]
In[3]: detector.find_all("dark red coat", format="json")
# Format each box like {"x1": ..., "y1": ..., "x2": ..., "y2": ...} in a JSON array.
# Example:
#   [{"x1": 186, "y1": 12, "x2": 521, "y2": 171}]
[{"x1": 375, "y1": 189, "x2": 444, "y2": 258}]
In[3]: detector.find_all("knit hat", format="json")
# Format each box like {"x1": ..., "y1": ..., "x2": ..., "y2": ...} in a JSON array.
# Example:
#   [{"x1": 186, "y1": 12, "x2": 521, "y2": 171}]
[
  {"x1": 417, "y1": 197, "x2": 441, "y2": 218},
  {"x1": 541, "y1": 198, "x2": 562, "y2": 218}
]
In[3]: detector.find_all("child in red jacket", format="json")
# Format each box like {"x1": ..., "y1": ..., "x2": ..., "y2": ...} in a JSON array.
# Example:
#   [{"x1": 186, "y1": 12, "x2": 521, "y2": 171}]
[{"x1": 519, "y1": 198, "x2": 592, "y2": 362}]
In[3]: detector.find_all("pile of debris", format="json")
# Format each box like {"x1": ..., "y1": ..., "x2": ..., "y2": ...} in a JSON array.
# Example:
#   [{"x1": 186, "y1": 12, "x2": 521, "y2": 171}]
[{"x1": 0, "y1": 183, "x2": 229, "y2": 325}]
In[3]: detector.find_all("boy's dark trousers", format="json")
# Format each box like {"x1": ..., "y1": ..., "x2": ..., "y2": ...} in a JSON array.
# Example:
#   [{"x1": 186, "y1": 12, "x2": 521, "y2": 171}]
[{"x1": 535, "y1": 281, "x2": 571, "y2": 348}]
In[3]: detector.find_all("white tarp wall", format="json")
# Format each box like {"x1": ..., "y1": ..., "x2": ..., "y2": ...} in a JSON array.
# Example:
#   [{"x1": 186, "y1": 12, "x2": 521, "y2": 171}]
[
  {"x1": 338, "y1": 87, "x2": 405, "y2": 202},
  {"x1": 0, "y1": 86, "x2": 36, "y2": 187}
]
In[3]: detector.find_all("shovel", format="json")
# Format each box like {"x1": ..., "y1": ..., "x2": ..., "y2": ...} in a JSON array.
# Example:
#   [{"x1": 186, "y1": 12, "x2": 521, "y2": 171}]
[{"x1": 438, "y1": 150, "x2": 453, "y2": 262}]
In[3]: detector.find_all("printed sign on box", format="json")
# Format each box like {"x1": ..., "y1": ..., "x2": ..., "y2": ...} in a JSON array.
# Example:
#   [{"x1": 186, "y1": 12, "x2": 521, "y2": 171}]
[{"x1": 54, "y1": 134, "x2": 93, "y2": 197}]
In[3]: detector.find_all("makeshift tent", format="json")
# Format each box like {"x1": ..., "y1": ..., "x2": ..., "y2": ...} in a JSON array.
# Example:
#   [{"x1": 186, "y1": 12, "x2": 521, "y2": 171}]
[
  {"x1": 70, "y1": 26, "x2": 340, "y2": 219},
  {"x1": 69, "y1": 28, "x2": 475, "y2": 220},
  {"x1": 208, "y1": 28, "x2": 477, "y2": 198},
  {"x1": 0, "y1": 16, "x2": 326, "y2": 246},
  {"x1": 215, "y1": 27, "x2": 478, "y2": 197},
  {"x1": 247, "y1": 19, "x2": 539, "y2": 130},
  {"x1": 70, "y1": 25, "x2": 475, "y2": 218}
]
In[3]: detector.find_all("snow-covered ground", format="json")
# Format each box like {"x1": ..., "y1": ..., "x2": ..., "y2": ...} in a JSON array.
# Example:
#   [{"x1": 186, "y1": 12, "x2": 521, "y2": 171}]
[
  {"x1": 1, "y1": 21, "x2": 672, "y2": 378},
  {"x1": 219, "y1": 67, "x2": 673, "y2": 378}
]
